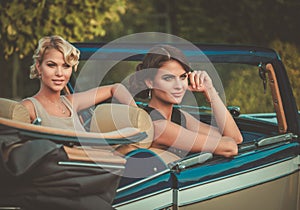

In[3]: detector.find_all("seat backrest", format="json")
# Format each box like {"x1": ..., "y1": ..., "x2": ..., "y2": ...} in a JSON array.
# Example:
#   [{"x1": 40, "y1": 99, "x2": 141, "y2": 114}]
[
  {"x1": 90, "y1": 103, "x2": 154, "y2": 149},
  {"x1": 0, "y1": 98, "x2": 30, "y2": 123}
]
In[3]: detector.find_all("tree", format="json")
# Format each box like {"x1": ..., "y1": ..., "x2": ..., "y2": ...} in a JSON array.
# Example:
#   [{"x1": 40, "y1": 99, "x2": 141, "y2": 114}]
[{"x1": 0, "y1": 0, "x2": 126, "y2": 98}]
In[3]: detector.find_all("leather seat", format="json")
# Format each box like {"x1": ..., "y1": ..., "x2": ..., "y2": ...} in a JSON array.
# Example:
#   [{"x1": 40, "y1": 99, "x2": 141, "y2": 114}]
[
  {"x1": 0, "y1": 98, "x2": 30, "y2": 123},
  {"x1": 90, "y1": 103, "x2": 180, "y2": 163},
  {"x1": 90, "y1": 103, "x2": 154, "y2": 153}
]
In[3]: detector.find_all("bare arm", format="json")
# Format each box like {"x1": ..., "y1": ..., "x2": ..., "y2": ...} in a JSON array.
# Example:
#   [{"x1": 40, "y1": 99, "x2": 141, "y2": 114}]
[
  {"x1": 206, "y1": 87, "x2": 243, "y2": 143},
  {"x1": 152, "y1": 119, "x2": 238, "y2": 157},
  {"x1": 183, "y1": 110, "x2": 222, "y2": 137},
  {"x1": 188, "y1": 71, "x2": 243, "y2": 144},
  {"x1": 21, "y1": 99, "x2": 37, "y2": 123},
  {"x1": 68, "y1": 83, "x2": 137, "y2": 111}
]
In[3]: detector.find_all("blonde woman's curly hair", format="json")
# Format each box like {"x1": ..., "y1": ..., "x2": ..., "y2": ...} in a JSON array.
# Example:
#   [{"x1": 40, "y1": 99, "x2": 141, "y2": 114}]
[{"x1": 30, "y1": 35, "x2": 80, "y2": 79}]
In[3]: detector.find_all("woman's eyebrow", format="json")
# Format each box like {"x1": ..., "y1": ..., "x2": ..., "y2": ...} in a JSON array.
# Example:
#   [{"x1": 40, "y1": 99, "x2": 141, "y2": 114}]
[
  {"x1": 45, "y1": 59, "x2": 56, "y2": 63},
  {"x1": 161, "y1": 73, "x2": 176, "y2": 77},
  {"x1": 162, "y1": 72, "x2": 187, "y2": 76}
]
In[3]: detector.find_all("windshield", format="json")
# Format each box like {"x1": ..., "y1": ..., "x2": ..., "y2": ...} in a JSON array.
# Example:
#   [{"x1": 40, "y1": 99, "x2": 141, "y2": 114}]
[{"x1": 74, "y1": 59, "x2": 276, "y2": 124}]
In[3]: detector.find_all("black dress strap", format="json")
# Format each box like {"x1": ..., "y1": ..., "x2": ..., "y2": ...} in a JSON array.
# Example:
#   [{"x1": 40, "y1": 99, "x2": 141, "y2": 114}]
[
  {"x1": 142, "y1": 106, "x2": 187, "y2": 128},
  {"x1": 141, "y1": 106, "x2": 190, "y2": 158}
]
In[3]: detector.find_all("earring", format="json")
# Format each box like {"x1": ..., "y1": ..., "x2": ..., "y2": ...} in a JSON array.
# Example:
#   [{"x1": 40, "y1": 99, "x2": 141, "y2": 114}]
[{"x1": 148, "y1": 88, "x2": 152, "y2": 99}]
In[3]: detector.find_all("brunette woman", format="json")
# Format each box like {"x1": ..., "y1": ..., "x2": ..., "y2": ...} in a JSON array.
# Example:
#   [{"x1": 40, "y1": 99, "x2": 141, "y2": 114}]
[{"x1": 130, "y1": 45, "x2": 243, "y2": 158}]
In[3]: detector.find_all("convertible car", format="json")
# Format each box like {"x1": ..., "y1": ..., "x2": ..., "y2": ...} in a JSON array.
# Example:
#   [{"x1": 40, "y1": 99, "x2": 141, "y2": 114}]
[{"x1": 0, "y1": 36, "x2": 299, "y2": 210}]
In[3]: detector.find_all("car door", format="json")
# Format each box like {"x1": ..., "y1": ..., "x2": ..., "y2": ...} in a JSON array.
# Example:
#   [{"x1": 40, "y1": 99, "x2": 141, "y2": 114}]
[{"x1": 173, "y1": 137, "x2": 300, "y2": 210}]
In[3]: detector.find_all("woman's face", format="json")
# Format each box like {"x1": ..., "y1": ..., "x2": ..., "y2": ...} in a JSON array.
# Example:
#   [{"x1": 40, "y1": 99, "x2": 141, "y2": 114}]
[
  {"x1": 37, "y1": 48, "x2": 72, "y2": 93},
  {"x1": 147, "y1": 60, "x2": 188, "y2": 104}
]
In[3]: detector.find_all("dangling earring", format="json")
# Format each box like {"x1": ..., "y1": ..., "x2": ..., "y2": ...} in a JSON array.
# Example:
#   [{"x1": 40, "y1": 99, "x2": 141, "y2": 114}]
[{"x1": 148, "y1": 88, "x2": 152, "y2": 99}]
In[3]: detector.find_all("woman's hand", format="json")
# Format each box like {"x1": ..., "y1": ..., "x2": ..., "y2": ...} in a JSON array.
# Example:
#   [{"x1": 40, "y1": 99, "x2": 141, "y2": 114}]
[
  {"x1": 187, "y1": 70, "x2": 213, "y2": 92},
  {"x1": 188, "y1": 70, "x2": 216, "y2": 102}
]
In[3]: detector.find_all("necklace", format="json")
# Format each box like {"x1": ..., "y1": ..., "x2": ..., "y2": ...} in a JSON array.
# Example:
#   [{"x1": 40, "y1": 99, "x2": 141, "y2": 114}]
[
  {"x1": 56, "y1": 99, "x2": 67, "y2": 114},
  {"x1": 43, "y1": 97, "x2": 67, "y2": 114},
  {"x1": 36, "y1": 95, "x2": 69, "y2": 115}
]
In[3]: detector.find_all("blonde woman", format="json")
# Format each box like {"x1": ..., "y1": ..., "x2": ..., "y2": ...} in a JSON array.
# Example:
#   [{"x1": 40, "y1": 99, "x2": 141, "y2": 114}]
[{"x1": 22, "y1": 35, "x2": 136, "y2": 130}]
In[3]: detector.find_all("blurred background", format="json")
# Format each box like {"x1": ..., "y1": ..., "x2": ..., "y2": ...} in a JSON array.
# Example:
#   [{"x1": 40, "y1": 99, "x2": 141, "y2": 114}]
[{"x1": 0, "y1": 0, "x2": 299, "y2": 108}]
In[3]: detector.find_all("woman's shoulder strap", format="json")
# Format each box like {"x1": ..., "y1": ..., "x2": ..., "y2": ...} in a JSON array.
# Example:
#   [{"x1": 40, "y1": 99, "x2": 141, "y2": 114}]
[
  {"x1": 171, "y1": 107, "x2": 187, "y2": 128},
  {"x1": 142, "y1": 106, "x2": 166, "y2": 121}
]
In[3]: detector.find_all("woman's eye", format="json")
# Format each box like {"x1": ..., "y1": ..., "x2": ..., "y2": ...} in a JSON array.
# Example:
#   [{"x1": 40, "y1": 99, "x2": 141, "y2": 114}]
[
  {"x1": 180, "y1": 74, "x2": 187, "y2": 80},
  {"x1": 63, "y1": 63, "x2": 71, "y2": 68},
  {"x1": 162, "y1": 76, "x2": 174, "y2": 81},
  {"x1": 47, "y1": 63, "x2": 56, "y2": 67}
]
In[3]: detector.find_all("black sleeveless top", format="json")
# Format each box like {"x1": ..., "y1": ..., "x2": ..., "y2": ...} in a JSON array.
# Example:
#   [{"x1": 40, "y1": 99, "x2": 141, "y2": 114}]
[
  {"x1": 142, "y1": 106, "x2": 187, "y2": 128},
  {"x1": 142, "y1": 106, "x2": 189, "y2": 158}
]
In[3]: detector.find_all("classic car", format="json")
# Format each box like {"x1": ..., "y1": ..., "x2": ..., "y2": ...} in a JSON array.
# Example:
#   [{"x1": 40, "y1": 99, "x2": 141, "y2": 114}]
[{"x1": 0, "y1": 33, "x2": 299, "y2": 210}]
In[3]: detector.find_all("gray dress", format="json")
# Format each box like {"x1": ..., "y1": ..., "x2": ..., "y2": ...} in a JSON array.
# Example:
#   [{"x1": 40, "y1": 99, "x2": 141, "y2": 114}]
[{"x1": 26, "y1": 96, "x2": 86, "y2": 132}]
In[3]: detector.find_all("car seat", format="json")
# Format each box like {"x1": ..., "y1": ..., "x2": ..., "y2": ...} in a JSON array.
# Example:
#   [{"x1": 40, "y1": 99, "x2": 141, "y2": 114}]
[
  {"x1": 0, "y1": 99, "x2": 125, "y2": 210},
  {"x1": 90, "y1": 103, "x2": 154, "y2": 153},
  {"x1": 0, "y1": 98, "x2": 30, "y2": 123}
]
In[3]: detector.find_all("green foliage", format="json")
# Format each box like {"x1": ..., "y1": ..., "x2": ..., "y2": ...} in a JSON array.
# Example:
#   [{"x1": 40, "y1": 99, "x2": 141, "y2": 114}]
[
  {"x1": 169, "y1": 0, "x2": 300, "y2": 46},
  {"x1": 215, "y1": 63, "x2": 274, "y2": 113},
  {"x1": 104, "y1": 0, "x2": 300, "y2": 48},
  {"x1": 100, "y1": 0, "x2": 156, "y2": 41},
  {"x1": 0, "y1": 0, "x2": 127, "y2": 59}
]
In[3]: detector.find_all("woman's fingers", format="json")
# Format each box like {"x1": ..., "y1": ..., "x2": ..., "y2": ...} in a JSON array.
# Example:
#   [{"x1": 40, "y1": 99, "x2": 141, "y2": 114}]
[
  {"x1": 189, "y1": 71, "x2": 201, "y2": 89},
  {"x1": 188, "y1": 71, "x2": 196, "y2": 88},
  {"x1": 194, "y1": 71, "x2": 201, "y2": 89},
  {"x1": 189, "y1": 70, "x2": 211, "y2": 90},
  {"x1": 199, "y1": 71, "x2": 206, "y2": 87}
]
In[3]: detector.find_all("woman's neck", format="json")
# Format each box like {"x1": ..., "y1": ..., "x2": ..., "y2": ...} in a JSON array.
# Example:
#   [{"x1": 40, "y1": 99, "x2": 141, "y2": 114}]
[
  {"x1": 148, "y1": 99, "x2": 173, "y2": 120},
  {"x1": 34, "y1": 89, "x2": 70, "y2": 116},
  {"x1": 35, "y1": 88, "x2": 61, "y2": 103}
]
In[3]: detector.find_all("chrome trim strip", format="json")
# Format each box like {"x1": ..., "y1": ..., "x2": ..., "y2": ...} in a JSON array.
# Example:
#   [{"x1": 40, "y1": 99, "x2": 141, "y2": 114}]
[
  {"x1": 169, "y1": 153, "x2": 213, "y2": 171},
  {"x1": 177, "y1": 156, "x2": 300, "y2": 206},
  {"x1": 58, "y1": 161, "x2": 125, "y2": 170},
  {"x1": 257, "y1": 133, "x2": 296, "y2": 147},
  {"x1": 116, "y1": 168, "x2": 171, "y2": 193}
]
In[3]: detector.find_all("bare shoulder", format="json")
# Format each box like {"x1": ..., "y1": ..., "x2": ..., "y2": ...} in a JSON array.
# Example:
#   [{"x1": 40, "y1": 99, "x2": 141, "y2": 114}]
[
  {"x1": 21, "y1": 98, "x2": 33, "y2": 109},
  {"x1": 21, "y1": 99, "x2": 36, "y2": 121},
  {"x1": 64, "y1": 94, "x2": 73, "y2": 103}
]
